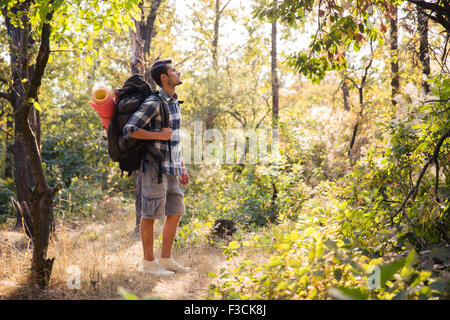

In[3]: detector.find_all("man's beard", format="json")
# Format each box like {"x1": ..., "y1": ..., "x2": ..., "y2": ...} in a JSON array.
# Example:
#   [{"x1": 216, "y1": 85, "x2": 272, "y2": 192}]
[{"x1": 169, "y1": 77, "x2": 182, "y2": 86}]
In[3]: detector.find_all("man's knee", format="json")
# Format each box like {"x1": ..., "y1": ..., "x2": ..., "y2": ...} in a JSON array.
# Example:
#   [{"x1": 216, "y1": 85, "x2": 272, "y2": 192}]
[
  {"x1": 141, "y1": 218, "x2": 155, "y2": 225},
  {"x1": 165, "y1": 214, "x2": 182, "y2": 223}
]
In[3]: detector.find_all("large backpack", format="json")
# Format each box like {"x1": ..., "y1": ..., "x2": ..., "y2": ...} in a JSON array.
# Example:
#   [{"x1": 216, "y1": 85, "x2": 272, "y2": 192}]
[{"x1": 106, "y1": 74, "x2": 170, "y2": 180}]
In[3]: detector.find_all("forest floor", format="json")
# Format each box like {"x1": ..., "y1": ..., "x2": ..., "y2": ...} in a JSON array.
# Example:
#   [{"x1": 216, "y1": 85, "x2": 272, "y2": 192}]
[{"x1": 0, "y1": 202, "x2": 231, "y2": 300}]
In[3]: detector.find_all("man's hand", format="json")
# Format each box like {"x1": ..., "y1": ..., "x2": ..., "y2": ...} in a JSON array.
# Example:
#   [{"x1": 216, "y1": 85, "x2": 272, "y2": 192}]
[
  {"x1": 180, "y1": 168, "x2": 189, "y2": 185},
  {"x1": 160, "y1": 127, "x2": 172, "y2": 140}
]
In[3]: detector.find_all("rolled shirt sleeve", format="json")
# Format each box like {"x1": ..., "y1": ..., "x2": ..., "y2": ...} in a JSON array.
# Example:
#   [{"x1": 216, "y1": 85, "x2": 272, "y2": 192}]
[{"x1": 123, "y1": 97, "x2": 160, "y2": 139}]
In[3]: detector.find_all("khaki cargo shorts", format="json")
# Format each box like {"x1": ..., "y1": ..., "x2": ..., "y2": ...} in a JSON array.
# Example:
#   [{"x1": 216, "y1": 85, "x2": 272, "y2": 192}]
[{"x1": 140, "y1": 161, "x2": 186, "y2": 220}]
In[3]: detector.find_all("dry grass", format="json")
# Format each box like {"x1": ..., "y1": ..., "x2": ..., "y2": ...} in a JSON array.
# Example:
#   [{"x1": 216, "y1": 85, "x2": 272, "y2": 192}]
[{"x1": 0, "y1": 201, "x2": 229, "y2": 300}]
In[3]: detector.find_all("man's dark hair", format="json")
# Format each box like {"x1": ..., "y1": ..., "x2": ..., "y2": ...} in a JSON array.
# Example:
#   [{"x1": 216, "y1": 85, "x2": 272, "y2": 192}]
[{"x1": 150, "y1": 59, "x2": 172, "y2": 87}]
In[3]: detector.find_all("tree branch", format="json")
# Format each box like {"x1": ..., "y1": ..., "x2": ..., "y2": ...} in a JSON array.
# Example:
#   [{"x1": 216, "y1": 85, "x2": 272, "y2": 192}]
[
  {"x1": 16, "y1": 2, "x2": 55, "y2": 192},
  {"x1": 408, "y1": 0, "x2": 450, "y2": 32},
  {"x1": 219, "y1": 0, "x2": 232, "y2": 15},
  {"x1": 143, "y1": 0, "x2": 162, "y2": 59},
  {"x1": 0, "y1": 125, "x2": 13, "y2": 138},
  {"x1": 226, "y1": 109, "x2": 246, "y2": 127},
  {"x1": 255, "y1": 107, "x2": 271, "y2": 129},
  {"x1": 360, "y1": 41, "x2": 374, "y2": 89},
  {"x1": 409, "y1": 0, "x2": 446, "y2": 13},
  {"x1": 0, "y1": 91, "x2": 13, "y2": 103},
  {"x1": 392, "y1": 128, "x2": 450, "y2": 221},
  {"x1": 22, "y1": 3, "x2": 54, "y2": 114}
]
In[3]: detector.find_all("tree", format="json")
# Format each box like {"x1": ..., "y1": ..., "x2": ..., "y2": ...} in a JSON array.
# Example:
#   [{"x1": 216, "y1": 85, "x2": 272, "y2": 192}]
[
  {"x1": 130, "y1": 0, "x2": 162, "y2": 82},
  {"x1": 0, "y1": 0, "x2": 140, "y2": 289},
  {"x1": 212, "y1": 0, "x2": 232, "y2": 70},
  {"x1": 417, "y1": 5, "x2": 430, "y2": 93},
  {"x1": 186, "y1": 0, "x2": 234, "y2": 129},
  {"x1": 1, "y1": 1, "x2": 41, "y2": 238},
  {"x1": 271, "y1": 0, "x2": 279, "y2": 129},
  {"x1": 408, "y1": 0, "x2": 450, "y2": 33},
  {"x1": 129, "y1": 0, "x2": 163, "y2": 229},
  {"x1": 390, "y1": 6, "x2": 400, "y2": 105},
  {"x1": 254, "y1": 1, "x2": 449, "y2": 84},
  {"x1": 1, "y1": 1, "x2": 61, "y2": 287},
  {"x1": 345, "y1": 42, "x2": 375, "y2": 164},
  {"x1": 255, "y1": 0, "x2": 449, "y2": 162}
]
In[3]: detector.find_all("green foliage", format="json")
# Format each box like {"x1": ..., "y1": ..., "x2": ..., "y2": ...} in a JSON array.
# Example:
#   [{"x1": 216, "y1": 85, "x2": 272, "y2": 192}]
[
  {"x1": 254, "y1": 0, "x2": 386, "y2": 82},
  {"x1": 182, "y1": 161, "x2": 308, "y2": 228},
  {"x1": 0, "y1": 178, "x2": 15, "y2": 221},
  {"x1": 117, "y1": 286, "x2": 162, "y2": 300},
  {"x1": 208, "y1": 207, "x2": 448, "y2": 300}
]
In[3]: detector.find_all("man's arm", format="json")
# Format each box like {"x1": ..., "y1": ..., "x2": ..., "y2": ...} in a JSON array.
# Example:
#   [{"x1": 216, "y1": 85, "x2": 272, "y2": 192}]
[
  {"x1": 123, "y1": 97, "x2": 173, "y2": 140},
  {"x1": 180, "y1": 157, "x2": 189, "y2": 185},
  {"x1": 129, "y1": 127, "x2": 172, "y2": 140}
]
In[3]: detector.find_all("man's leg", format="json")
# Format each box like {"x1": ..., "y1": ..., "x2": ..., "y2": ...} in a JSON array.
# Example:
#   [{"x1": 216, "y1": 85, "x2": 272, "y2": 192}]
[
  {"x1": 158, "y1": 176, "x2": 189, "y2": 272},
  {"x1": 161, "y1": 214, "x2": 181, "y2": 259},
  {"x1": 141, "y1": 218, "x2": 155, "y2": 261}
]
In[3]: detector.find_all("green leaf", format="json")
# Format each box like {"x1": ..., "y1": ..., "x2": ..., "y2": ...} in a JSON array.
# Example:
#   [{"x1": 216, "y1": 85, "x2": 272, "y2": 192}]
[
  {"x1": 329, "y1": 287, "x2": 368, "y2": 300},
  {"x1": 33, "y1": 101, "x2": 42, "y2": 112},
  {"x1": 404, "y1": 249, "x2": 417, "y2": 268},
  {"x1": 429, "y1": 280, "x2": 447, "y2": 293},
  {"x1": 142, "y1": 296, "x2": 163, "y2": 300},
  {"x1": 392, "y1": 290, "x2": 407, "y2": 300},
  {"x1": 228, "y1": 241, "x2": 240, "y2": 249},
  {"x1": 380, "y1": 258, "x2": 406, "y2": 287},
  {"x1": 333, "y1": 268, "x2": 343, "y2": 281},
  {"x1": 268, "y1": 255, "x2": 283, "y2": 267},
  {"x1": 336, "y1": 239, "x2": 345, "y2": 248},
  {"x1": 287, "y1": 259, "x2": 303, "y2": 268},
  {"x1": 438, "y1": 187, "x2": 450, "y2": 200},
  {"x1": 117, "y1": 287, "x2": 139, "y2": 300}
]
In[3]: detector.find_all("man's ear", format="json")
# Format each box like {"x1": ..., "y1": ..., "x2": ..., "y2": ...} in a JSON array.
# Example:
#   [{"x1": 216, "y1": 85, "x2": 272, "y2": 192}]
[{"x1": 160, "y1": 73, "x2": 168, "y2": 84}]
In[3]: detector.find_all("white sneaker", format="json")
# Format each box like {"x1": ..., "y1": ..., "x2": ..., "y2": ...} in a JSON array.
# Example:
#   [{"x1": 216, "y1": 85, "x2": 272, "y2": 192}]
[
  {"x1": 159, "y1": 258, "x2": 191, "y2": 272},
  {"x1": 141, "y1": 259, "x2": 174, "y2": 276}
]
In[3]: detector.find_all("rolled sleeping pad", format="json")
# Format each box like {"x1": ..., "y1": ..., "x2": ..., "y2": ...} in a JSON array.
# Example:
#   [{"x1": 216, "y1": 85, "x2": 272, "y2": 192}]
[{"x1": 89, "y1": 87, "x2": 115, "y2": 131}]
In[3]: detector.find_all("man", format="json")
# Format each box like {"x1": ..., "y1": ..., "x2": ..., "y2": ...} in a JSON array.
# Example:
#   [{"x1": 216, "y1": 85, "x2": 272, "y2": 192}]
[{"x1": 123, "y1": 59, "x2": 190, "y2": 275}]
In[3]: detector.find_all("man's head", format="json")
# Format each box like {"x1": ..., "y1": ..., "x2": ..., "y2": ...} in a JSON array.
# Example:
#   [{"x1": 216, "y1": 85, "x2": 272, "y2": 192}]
[{"x1": 150, "y1": 59, "x2": 182, "y2": 88}]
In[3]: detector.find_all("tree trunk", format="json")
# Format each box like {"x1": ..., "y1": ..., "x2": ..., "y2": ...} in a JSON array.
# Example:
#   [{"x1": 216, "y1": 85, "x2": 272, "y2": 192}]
[
  {"x1": 13, "y1": 107, "x2": 42, "y2": 237},
  {"x1": 348, "y1": 45, "x2": 374, "y2": 164},
  {"x1": 5, "y1": 109, "x2": 13, "y2": 179},
  {"x1": 270, "y1": 0, "x2": 279, "y2": 217},
  {"x1": 3, "y1": 3, "x2": 35, "y2": 237},
  {"x1": 349, "y1": 87, "x2": 364, "y2": 155},
  {"x1": 212, "y1": 0, "x2": 220, "y2": 70},
  {"x1": 129, "y1": 0, "x2": 162, "y2": 229},
  {"x1": 417, "y1": 6, "x2": 430, "y2": 94},
  {"x1": 2, "y1": 2, "x2": 60, "y2": 289},
  {"x1": 12, "y1": 125, "x2": 34, "y2": 237},
  {"x1": 390, "y1": 7, "x2": 400, "y2": 105},
  {"x1": 342, "y1": 80, "x2": 350, "y2": 111},
  {"x1": 206, "y1": 0, "x2": 231, "y2": 130},
  {"x1": 130, "y1": 0, "x2": 162, "y2": 86},
  {"x1": 271, "y1": 0, "x2": 279, "y2": 129}
]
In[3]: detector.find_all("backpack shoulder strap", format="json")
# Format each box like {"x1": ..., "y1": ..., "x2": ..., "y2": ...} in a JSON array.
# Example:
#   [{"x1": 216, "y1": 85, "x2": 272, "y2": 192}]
[{"x1": 149, "y1": 91, "x2": 170, "y2": 128}]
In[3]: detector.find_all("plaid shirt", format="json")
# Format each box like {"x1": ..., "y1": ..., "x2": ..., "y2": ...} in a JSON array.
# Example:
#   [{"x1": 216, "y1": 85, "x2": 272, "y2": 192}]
[{"x1": 123, "y1": 89, "x2": 183, "y2": 176}]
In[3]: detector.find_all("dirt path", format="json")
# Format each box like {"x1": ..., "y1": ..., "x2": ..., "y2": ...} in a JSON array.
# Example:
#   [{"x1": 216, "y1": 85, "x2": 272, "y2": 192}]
[{"x1": 0, "y1": 207, "x2": 229, "y2": 300}]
